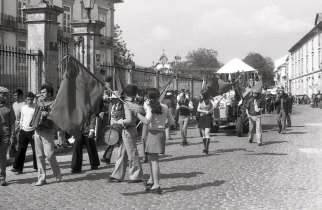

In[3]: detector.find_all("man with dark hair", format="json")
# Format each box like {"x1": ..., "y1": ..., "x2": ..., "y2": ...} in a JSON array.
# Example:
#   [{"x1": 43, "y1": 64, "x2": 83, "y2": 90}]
[
  {"x1": 286, "y1": 93, "x2": 293, "y2": 127},
  {"x1": 108, "y1": 84, "x2": 144, "y2": 183},
  {"x1": 33, "y1": 83, "x2": 61, "y2": 186},
  {"x1": 0, "y1": 86, "x2": 15, "y2": 186},
  {"x1": 71, "y1": 110, "x2": 100, "y2": 173},
  {"x1": 11, "y1": 92, "x2": 37, "y2": 174},
  {"x1": 276, "y1": 90, "x2": 290, "y2": 134},
  {"x1": 8, "y1": 89, "x2": 26, "y2": 165}
]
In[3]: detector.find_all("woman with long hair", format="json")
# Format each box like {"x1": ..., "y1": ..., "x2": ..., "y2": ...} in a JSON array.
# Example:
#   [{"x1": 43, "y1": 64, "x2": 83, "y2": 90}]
[
  {"x1": 197, "y1": 91, "x2": 213, "y2": 154},
  {"x1": 136, "y1": 88, "x2": 175, "y2": 194}
]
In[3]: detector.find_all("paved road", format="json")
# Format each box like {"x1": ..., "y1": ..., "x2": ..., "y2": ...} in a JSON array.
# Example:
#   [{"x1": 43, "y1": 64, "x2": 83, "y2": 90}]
[{"x1": 1, "y1": 105, "x2": 322, "y2": 209}]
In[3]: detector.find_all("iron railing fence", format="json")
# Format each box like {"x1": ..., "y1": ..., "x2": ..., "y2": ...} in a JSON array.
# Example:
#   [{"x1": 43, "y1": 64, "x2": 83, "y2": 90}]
[
  {"x1": 100, "y1": 65, "x2": 203, "y2": 98},
  {"x1": 0, "y1": 45, "x2": 37, "y2": 103}
]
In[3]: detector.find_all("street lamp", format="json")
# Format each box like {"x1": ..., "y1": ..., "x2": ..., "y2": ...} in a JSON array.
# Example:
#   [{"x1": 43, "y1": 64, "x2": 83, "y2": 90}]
[{"x1": 82, "y1": 0, "x2": 96, "y2": 20}]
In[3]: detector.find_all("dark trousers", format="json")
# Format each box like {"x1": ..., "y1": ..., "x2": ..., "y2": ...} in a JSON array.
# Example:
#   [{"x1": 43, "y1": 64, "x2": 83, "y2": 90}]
[
  {"x1": 286, "y1": 113, "x2": 291, "y2": 127},
  {"x1": 13, "y1": 130, "x2": 37, "y2": 171},
  {"x1": 103, "y1": 144, "x2": 114, "y2": 160},
  {"x1": 71, "y1": 134, "x2": 100, "y2": 171},
  {"x1": 277, "y1": 109, "x2": 287, "y2": 132}
]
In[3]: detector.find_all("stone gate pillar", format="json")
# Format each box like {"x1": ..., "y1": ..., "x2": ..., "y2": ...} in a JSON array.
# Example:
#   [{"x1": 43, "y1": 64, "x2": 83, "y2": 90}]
[
  {"x1": 70, "y1": 19, "x2": 105, "y2": 78},
  {"x1": 23, "y1": 2, "x2": 63, "y2": 93}
]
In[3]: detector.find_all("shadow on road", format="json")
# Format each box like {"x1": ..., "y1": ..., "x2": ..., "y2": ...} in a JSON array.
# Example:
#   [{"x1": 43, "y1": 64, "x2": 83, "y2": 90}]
[
  {"x1": 159, "y1": 153, "x2": 220, "y2": 163},
  {"x1": 166, "y1": 141, "x2": 219, "y2": 146},
  {"x1": 161, "y1": 172, "x2": 204, "y2": 179},
  {"x1": 121, "y1": 180, "x2": 226, "y2": 196},
  {"x1": 214, "y1": 148, "x2": 248, "y2": 153},
  {"x1": 262, "y1": 141, "x2": 288, "y2": 146},
  {"x1": 62, "y1": 171, "x2": 111, "y2": 183},
  {"x1": 262, "y1": 124, "x2": 279, "y2": 131},
  {"x1": 285, "y1": 132, "x2": 307, "y2": 135},
  {"x1": 245, "y1": 152, "x2": 287, "y2": 156}
]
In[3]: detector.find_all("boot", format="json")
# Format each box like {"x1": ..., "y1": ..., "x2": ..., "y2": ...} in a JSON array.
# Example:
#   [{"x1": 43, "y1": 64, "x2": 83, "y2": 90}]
[
  {"x1": 202, "y1": 138, "x2": 207, "y2": 153},
  {"x1": 205, "y1": 138, "x2": 210, "y2": 155}
]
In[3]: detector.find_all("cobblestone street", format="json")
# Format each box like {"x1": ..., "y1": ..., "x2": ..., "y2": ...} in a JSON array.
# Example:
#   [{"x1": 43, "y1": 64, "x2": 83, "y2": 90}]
[{"x1": 1, "y1": 105, "x2": 322, "y2": 209}]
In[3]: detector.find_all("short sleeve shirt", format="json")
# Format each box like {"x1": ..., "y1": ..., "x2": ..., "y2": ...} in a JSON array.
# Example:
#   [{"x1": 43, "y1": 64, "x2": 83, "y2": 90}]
[{"x1": 246, "y1": 97, "x2": 263, "y2": 116}]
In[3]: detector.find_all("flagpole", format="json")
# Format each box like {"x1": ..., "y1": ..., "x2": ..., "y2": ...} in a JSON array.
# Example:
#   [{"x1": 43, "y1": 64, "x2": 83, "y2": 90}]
[
  {"x1": 64, "y1": 54, "x2": 106, "y2": 86},
  {"x1": 105, "y1": 85, "x2": 128, "y2": 105}
]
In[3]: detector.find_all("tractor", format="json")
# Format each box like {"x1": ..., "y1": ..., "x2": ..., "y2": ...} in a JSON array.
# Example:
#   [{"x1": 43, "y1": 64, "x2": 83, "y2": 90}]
[{"x1": 211, "y1": 86, "x2": 251, "y2": 137}]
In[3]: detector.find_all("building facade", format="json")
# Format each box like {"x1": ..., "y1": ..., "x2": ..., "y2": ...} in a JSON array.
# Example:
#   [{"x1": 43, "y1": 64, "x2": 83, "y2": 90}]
[
  {"x1": 274, "y1": 55, "x2": 289, "y2": 91},
  {"x1": 288, "y1": 13, "x2": 322, "y2": 96},
  {"x1": 0, "y1": 0, "x2": 121, "y2": 65}
]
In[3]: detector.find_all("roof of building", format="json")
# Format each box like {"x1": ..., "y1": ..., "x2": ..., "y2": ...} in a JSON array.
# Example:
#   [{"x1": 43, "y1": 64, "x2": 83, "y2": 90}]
[
  {"x1": 274, "y1": 55, "x2": 288, "y2": 72},
  {"x1": 289, "y1": 18, "x2": 322, "y2": 52}
]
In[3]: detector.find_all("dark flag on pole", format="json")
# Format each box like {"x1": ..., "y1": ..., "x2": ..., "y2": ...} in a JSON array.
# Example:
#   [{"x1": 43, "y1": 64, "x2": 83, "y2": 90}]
[
  {"x1": 48, "y1": 55, "x2": 104, "y2": 139},
  {"x1": 201, "y1": 76, "x2": 234, "y2": 97}
]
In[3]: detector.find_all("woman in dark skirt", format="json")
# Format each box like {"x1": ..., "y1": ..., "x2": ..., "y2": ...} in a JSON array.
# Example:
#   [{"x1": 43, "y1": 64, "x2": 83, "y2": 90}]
[
  {"x1": 136, "y1": 88, "x2": 175, "y2": 194},
  {"x1": 197, "y1": 92, "x2": 214, "y2": 154}
]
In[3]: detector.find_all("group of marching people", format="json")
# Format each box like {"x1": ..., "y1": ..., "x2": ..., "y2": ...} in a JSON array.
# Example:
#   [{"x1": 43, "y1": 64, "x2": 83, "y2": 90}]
[
  {"x1": 0, "y1": 77, "x2": 294, "y2": 194},
  {"x1": 0, "y1": 82, "x2": 179, "y2": 194}
]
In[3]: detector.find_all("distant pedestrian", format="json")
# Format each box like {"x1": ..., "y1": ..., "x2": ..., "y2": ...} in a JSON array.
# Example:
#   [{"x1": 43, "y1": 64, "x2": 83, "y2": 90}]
[
  {"x1": 176, "y1": 92, "x2": 194, "y2": 146},
  {"x1": 276, "y1": 91, "x2": 289, "y2": 134},
  {"x1": 197, "y1": 92, "x2": 213, "y2": 154},
  {"x1": 8, "y1": 89, "x2": 26, "y2": 165},
  {"x1": 162, "y1": 91, "x2": 174, "y2": 140},
  {"x1": 286, "y1": 93, "x2": 293, "y2": 127},
  {"x1": 246, "y1": 91, "x2": 264, "y2": 146},
  {"x1": 11, "y1": 92, "x2": 37, "y2": 174},
  {"x1": 33, "y1": 83, "x2": 61, "y2": 186},
  {"x1": 0, "y1": 87, "x2": 15, "y2": 186},
  {"x1": 136, "y1": 88, "x2": 175, "y2": 194}
]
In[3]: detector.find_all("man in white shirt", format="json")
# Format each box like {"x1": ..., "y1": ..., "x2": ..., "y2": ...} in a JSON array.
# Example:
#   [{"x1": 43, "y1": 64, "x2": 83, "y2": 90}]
[{"x1": 11, "y1": 92, "x2": 37, "y2": 174}]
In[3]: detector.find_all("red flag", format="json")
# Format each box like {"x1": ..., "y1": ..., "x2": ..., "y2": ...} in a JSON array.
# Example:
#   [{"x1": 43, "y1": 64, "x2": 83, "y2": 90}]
[
  {"x1": 201, "y1": 76, "x2": 234, "y2": 97},
  {"x1": 48, "y1": 55, "x2": 104, "y2": 139}
]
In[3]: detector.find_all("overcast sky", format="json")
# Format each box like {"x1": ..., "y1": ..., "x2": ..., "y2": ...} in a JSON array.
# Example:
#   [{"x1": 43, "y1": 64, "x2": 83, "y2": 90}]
[{"x1": 115, "y1": 0, "x2": 322, "y2": 67}]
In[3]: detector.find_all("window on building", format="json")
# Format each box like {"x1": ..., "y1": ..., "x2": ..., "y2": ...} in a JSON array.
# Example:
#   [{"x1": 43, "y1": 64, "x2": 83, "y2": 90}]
[
  {"x1": 306, "y1": 55, "x2": 308, "y2": 72},
  {"x1": 63, "y1": 6, "x2": 72, "y2": 33},
  {"x1": 319, "y1": 50, "x2": 321, "y2": 68},
  {"x1": 312, "y1": 53, "x2": 314, "y2": 71},
  {"x1": 17, "y1": 0, "x2": 27, "y2": 20},
  {"x1": 99, "y1": 15, "x2": 106, "y2": 36}
]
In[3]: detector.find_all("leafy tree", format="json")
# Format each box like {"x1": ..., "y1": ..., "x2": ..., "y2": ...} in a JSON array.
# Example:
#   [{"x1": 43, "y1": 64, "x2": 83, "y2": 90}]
[
  {"x1": 114, "y1": 24, "x2": 134, "y2": 67},
  {"x1": 243, "y1": 52, "x2": 275, "y2": 88},
  {"x1": 175, "y1": 48, "x2": 222, "y2": 78}
]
